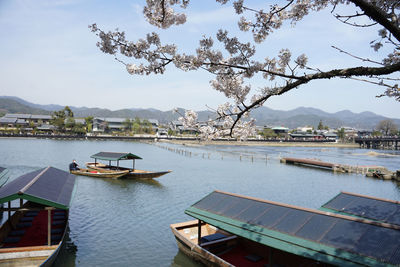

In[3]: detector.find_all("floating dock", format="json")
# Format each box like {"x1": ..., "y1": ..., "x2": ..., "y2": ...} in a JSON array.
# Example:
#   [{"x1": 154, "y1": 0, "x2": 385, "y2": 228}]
[{"x1": 280, "y1": 157, "x2": 400, "y2": 181}]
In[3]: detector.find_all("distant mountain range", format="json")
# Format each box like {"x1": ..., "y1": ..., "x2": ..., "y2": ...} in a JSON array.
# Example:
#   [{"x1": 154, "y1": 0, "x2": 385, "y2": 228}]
[{"x1": 0, "y1": 96, "x2": 398, "y2": 130}]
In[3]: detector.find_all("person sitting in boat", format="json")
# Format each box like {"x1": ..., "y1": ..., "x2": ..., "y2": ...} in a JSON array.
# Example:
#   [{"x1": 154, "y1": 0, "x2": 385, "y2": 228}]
[{"x1": 69, "y1": 160, "x2": 80, "y2": 171}]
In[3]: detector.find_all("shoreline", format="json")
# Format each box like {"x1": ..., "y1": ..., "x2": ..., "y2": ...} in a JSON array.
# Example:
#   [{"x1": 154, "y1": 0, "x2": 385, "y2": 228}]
[
  {"x1": 158, "y1": 139, "x2": 359, "y2": 148},
  {"x1": 0, "y1": 134, "x2": 359, "y2": 148}
]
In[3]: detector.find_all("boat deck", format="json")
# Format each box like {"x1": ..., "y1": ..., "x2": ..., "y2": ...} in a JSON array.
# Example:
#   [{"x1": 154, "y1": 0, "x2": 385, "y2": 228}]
[
  {"x1": 217, "y1": 245, "x2": 269, "y2": 267},
  {"x1": 1, "y1": 210, "x2": 66, "y2": 248},
  {"x1": 173, "y1": 220, "x2": 332, "y2": 267}
]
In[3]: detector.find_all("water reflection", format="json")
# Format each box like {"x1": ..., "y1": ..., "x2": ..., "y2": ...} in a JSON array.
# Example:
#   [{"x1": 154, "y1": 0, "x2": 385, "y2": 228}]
[
  {"x1": 85, "y1": 176, "x2": 165, "y2": 189},
  {"x1": 171, "y1": 250, "x2": 203, "y2": 267},
  {"x1": 52, "y1": 228, "x2": 77, "y2": 267}
]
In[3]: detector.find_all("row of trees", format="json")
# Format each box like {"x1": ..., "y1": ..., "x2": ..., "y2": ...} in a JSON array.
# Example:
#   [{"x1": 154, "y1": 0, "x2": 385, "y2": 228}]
[
  {"x1": 51, "y1": 107, "x2": 155, "y2": 135},
  {"x1": 120, "y1": 118, "x2": 154, "y2": 134},
  {"x1": 259, "y1": 119, "x2": 399, "y2": 140},
  {"x1": 51, "y1": 106, "x2": 93, "y2": 134},
  {"x1": 376, "y1": 119, "x2": 399, "y2": 136},
  {"x1": 3, "y1": 106, "x2": 397, "y2": 138}
]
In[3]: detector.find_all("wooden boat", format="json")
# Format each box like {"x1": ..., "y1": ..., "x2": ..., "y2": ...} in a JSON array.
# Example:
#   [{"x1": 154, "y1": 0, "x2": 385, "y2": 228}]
[
  {"x1": 70, "y1": 168, "x2": 129, "y2": 179},
  {"x1": 86, "y1": 162, "x2": 171, "y2": 179},
  {"x1": 85, "y1": 152, "x2": 171, "y2": 179},
  {"x1": 0, "y1": 166, "x2": 76, "y2": 266},
  {"x1": 172, "y1": 190, "x2": 400, "y2": 267}
]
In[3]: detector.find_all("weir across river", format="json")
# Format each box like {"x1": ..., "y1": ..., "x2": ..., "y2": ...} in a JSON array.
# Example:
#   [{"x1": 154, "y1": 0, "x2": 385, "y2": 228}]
[{"x1": 355, "y1": 137, "x2": 400, "y2": 150}]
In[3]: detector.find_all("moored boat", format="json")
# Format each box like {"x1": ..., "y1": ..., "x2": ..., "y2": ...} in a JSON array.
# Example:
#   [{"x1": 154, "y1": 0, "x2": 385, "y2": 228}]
[
  {"x1": 86, "y1": 152, "x2": 171, "y2": 179},
  {"x1": 172, "y1": 190, "x2": 400, "y2": 267},
  {"x1": 0, "y1": 166, "x2": 76, "y2": 266},
  {"x1": 70, "y1": 168, "x2": 129, "y2": 179}
]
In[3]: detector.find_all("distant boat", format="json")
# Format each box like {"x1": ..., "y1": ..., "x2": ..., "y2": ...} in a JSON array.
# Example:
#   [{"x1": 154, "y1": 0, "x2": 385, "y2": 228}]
[
  {"x1": 70, "y1": 168, "x2": 129, "y2": 179},
  {"x1": 85, "y1": 152, "x2": 171, "y2": 179},
  {"x1": 172, "y1": 190, "x2": 400, "y2": 267},
  {"x1": 0, "y1": 166, "x2": 76, "y2": 266}
]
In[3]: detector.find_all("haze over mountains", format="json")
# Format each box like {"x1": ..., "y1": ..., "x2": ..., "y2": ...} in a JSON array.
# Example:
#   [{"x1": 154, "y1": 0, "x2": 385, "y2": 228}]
[{"x1": 0, "y1": 96, "x2": 398, "y2": 130}]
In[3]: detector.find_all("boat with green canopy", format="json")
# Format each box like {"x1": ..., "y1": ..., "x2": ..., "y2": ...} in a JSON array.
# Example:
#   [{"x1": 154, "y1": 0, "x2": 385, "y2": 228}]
[
  {"x1": 171, "y1": 190, "x2": 400, "y2": 267},
  {"x1": 0, "y1": 166, "x2": 76, "y2": 266},
  {"x1": 86, "y1": 152, "x2": 171, "y2": 179}
]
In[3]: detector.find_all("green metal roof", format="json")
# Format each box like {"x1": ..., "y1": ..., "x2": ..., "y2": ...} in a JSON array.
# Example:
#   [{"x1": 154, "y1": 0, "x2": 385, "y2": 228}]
[
  {"x1": 0, "y1": 166, "x2": 76, "y2": 210},
  {"x1": 320, "y1": 191, "x2": 400, "y2": 227},
  {"x1": 91, "y1": 152, "x2": 142, "y2": 161},
  {"x1": 185, "y1": 191, "x2": 400, "y2": 267},
  {"x1": 0, "y1": 167, "x2": 9, "y2": 187}
]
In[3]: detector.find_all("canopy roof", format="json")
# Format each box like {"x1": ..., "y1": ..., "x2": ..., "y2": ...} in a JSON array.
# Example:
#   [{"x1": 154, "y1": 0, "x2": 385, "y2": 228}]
[
  {"x1": 91, "y1": 152, "x2": 142, "y2": 161},
  {"x1": 0, "y1": 166, "x2": 76, "y2": 210},
  {"x1": 321, "y1": 191, "x2": 400, "y2": 227},
  {"x1": 0, "y1": 167, "x2": 9, "y2": 187},
  {"x1": 185, "y1": 191, "x2": 400, "y2": 267}
]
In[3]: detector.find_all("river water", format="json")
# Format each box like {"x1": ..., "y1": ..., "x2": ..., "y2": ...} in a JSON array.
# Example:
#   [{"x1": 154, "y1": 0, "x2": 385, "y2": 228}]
[{"x1": 0, "y1": 138, "x2": 399, "y2": 266}]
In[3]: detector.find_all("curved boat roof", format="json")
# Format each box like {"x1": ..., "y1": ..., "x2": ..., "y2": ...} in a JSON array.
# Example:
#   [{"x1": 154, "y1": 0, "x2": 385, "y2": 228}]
[
  {"x1": 0, "y1": 167, "x2": 9, "y2": 187},
  {"x1": 91, "y1": 152, "x2": 142, "y2": 161},
  {"x1": 321, "y1": 191, "x2": 400, "y2": 227},
  {"x1": 185, "y1": 190, "x2": 400, "y2": 267},
  {"x1": 0, "y1": 166, "x2": 76, "y2": 210}
]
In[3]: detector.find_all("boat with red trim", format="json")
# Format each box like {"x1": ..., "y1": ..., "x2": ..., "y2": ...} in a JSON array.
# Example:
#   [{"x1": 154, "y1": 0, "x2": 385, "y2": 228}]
[
  {"x1": 86, "y1": 152, "x2": 171, "y2": 179},
  {"x1": 0, "y1": 166, "x2": 76, "y2": 266},
  {"x1": 171, "y1": 190, "x2": 400, "y2": 267}
]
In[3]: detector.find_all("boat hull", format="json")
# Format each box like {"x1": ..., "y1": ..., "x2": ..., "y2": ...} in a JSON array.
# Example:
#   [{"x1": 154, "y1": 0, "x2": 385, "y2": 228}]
[
  {"x1": 85, "y1": 163, "x2": 171, "y2": 179},
  {"x1": 0, "y1": 208, "x2": 69, "y2": 266},
  {"x1": 170, "y1": 220, "x2": 234, "y2": 267},
  {"x1": 70, "y1": 168, "x2": 129, "y2": 179}
]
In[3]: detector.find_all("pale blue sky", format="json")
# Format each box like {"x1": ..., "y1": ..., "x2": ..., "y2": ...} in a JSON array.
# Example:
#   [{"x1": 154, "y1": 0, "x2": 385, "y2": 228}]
[{"x1": 0, "y1": 0, "x2": 399, "y2": 118}]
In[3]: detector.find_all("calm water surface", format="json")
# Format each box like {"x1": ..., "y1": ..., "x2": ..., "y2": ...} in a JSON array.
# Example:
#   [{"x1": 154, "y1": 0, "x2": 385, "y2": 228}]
[{"x1": 0, "y1": 138, "x2": 399, "y2": 266}]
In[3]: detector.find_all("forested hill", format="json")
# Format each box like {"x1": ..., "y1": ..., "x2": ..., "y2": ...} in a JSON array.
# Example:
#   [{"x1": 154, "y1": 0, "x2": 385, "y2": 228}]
[{"x1": 0, "y1": 96, "x2": 398, "y2": 130}]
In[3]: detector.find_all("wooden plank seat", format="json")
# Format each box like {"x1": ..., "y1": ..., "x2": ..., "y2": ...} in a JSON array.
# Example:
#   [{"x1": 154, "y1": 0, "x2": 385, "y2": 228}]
[
  {"x1": 51, "y1": 228, "x2": 63, "y2": 234},
  {"x1": 3, "y1": 236, "x2": 20, "y2": 244},
  {"x1": 19, "y1": 217, "x2": 34, "y2": 222},
  {"x1": 200, "y1": 235, "x2": 238, "y2": 247},
  {"x1": 9, "y1": 230, "x2": 25, "y2": 236},
  {"x1": 54, "y1": 210, "x2": 66, "y2": 215},
  {"x1": 200, "y1": 233, "x2": 227, "y2": 243},
  {"x1": 16, "y1": 222, "x2": 32, "y2": 229},
  {"x1": 52, "y1": 215, "x2": 66, "y2": 220},
  {"x1": 25, "y1": 211, "x2": 39, "y2": 217},
  {"x1": 245, "y1": 254, "x2": 263, "y2": 262},
  {"x1": 51, "y1": 221, "x2": 65, "y2": 226}
]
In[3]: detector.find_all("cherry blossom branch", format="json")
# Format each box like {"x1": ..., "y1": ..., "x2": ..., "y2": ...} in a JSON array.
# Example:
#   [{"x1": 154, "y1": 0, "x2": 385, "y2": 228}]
[
  {"x1": 333, "y1": 11, "x2": 378, "y2": 27},
  {"x1": 228, "y1": 62, "x2": 400, "y2": 135},
  {"x1": 91, "y1": 0, "x2": 400, "y2": 139},
  {"x1": 350, "y1": 0, "x2": 400, "y2": 42},
  {"x1": 331, "y1": 46, "x2": 384, "y2": 65}
]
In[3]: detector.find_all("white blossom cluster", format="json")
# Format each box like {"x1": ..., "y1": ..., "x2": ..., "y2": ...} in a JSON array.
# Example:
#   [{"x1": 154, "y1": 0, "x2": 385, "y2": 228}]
[
  {"x1": 91, "y1": 0, "x2": 400, "y2": 140},
  {"x1": 143, "y1": 0, "x2": 188, "y2": 29}
]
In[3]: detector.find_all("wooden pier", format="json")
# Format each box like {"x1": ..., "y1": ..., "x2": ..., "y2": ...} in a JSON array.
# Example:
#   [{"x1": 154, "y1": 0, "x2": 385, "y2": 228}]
[
  {"x1": 355, "y1": 137, "x2": 400, "y2": 150},
  {"x1": 280, "y1": 157, "x2": 399, "y2": 181}
]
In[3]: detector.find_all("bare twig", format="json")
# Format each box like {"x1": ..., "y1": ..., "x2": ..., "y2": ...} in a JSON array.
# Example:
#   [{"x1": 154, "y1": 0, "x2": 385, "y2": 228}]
[{"x1": 332, "y1": 46, "x2": 384, "y2": 65}]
